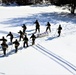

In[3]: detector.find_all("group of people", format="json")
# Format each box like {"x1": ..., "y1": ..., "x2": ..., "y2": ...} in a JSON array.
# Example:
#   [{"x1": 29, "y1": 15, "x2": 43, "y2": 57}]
[
  {"x1": 34, "y1": 20, "x2": 51, "y2": 33},
  {"x1": 0, "y1": 20, "x2": 62, "y2": 56},
  {"x1": 0, "y1": 24, "x2": 36, "y2": 56},
  {"x1": 34, "y1": 20, "x2": 62, "y2": 37}
]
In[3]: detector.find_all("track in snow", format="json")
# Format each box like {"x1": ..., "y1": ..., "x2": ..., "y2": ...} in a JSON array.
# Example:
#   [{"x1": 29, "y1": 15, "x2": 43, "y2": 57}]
[{"x1": 32, "y1": 44, "x2": 76, "y2": 75}]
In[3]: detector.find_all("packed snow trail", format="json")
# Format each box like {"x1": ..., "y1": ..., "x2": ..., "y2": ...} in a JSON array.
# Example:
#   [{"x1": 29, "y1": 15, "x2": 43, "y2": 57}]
[{"x1": 32, "y1": 44, "x2": 76, "y2": 75}]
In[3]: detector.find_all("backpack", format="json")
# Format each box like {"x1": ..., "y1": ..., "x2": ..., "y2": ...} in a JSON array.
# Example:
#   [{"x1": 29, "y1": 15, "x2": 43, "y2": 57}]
[{"x1": 15, "y1": 42, "x2": 19, "y2": 46}]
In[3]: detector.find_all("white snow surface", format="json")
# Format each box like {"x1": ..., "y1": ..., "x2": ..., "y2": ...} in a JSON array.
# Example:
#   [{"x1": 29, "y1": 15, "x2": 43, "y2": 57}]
[{"x1": 0, "y1": 5, "x2": 76, "y2": 75}]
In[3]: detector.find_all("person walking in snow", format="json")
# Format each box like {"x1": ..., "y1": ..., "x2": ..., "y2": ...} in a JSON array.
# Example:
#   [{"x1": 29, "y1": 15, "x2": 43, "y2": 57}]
[
  {"x1": 57, "y1": 24, "x2": 62, "y2": 37},
  {"x1": 0, "y1": 36, "x2": 7, "y2": 43},
  {"x1": 6, "y1": 32, "x2": 13, "y2": 43},
  {"x1": 22, "y1": 24, "x2": 27, "y2": 34},
  {"x1": 13, "y1": 39, "x2": 20, "y2": 53},
  {"x1": 46, "y1": 22, "x2": 51, "y2": 32},
  {"x1": 23, "y1": 35, "x2": 28, "y2": 48},
  {"x1": 18, "y1": 30, "x2": 24, "y2": 41},
  {"x1": 30, "y1": 34, "x2": 36, "y2": 45},
  {"x1": 34, "y1": 20, "x2": 40, "y2": 33},
  {"x1": 1, "y1": 41, "x2": 8, "y2": 56}
]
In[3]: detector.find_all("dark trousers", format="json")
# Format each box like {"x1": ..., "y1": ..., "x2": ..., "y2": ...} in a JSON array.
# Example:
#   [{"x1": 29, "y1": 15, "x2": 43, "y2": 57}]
[
  {"x1": 3, "y1": 48, "x2": 6, "y2": 56},
  {"x1": 23, "y1": 42, "x2": 28, "y2": 47},
  {"x1": 58, "y1": 30, "x2": 61, "y2": 37},
  {"x1": 46, "y1": 27, "x2": 51, "y2": 32},
  {"x1": 35, "y1": 28, "x2": 40, "y2": 33},
  {"x1": 19, "y1": 36, "x2": 23, "y2": 41},
  {"x1": 23, "y1": 29, "x2": 26, "y2": 34},
  {"x1": 32, "y1": 39, "x2": 35, "y2": 45},
  {"x1": 15, "y1": 46, "x2": 18, "y2": 53},
  {"x1": 10, "y1": 38, "x2": 13, "y2": 43}
]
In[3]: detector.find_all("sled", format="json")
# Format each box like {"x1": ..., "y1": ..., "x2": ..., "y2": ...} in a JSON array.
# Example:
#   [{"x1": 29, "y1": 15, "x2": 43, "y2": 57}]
[{"x1": 36, "y1": 32, "x2": 49, "y2": 38}]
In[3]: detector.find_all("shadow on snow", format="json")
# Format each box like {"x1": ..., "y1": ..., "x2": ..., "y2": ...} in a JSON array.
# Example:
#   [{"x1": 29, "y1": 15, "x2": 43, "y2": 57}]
[
  {"x1": 0, "y1": 12, "x2": 76, "y2": 27},
  {"x1": 46, "y1": 36, "x2": 58, "y2": 41},
  {"x1": 0, "y1": 11, "x2": 76, "y2": 58},
  {"x1": 6, "y1": 46, "x2": 23, "y2": 57},
  {"x1": 0, "y1": 46, "x2": 23, "y2": 58}
]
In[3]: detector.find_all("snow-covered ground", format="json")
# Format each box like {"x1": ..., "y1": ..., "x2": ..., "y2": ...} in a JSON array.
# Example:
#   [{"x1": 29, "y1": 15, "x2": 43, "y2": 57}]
[{"x1": 0, "y1": 5, "x2": 76, "y2": 75}]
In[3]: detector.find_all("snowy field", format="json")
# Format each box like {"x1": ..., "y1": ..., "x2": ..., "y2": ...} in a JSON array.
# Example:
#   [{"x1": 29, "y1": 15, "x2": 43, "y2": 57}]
[{"x1": 0, "y1": 4, "x2": 76, "y2": 75}]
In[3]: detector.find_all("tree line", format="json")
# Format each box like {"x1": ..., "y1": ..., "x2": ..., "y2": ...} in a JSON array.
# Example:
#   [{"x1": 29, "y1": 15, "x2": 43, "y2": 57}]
[
  {"x1": 50, "y1": 0, "x2": 76, "y2": 14},
  {"x1": 2, "y1": 0, "x2": 45, "y2": 5},
  {"x1": 1, "y1": 0, "x2": 76, "y2": 14}
]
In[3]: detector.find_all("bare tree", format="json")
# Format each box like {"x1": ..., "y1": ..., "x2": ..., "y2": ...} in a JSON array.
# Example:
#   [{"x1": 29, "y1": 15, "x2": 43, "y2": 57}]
[{"x1": 50, "y1": 0, "x2": 76, "y2": 14}]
